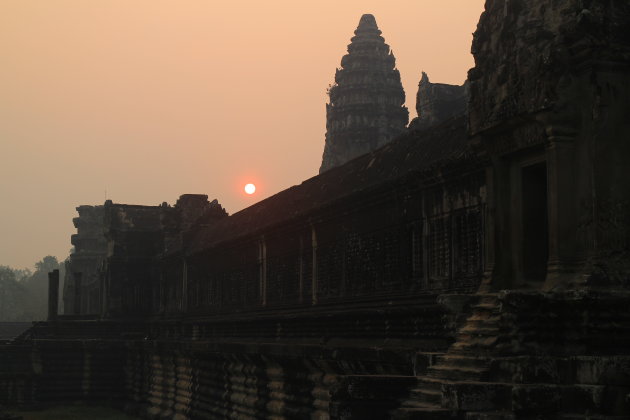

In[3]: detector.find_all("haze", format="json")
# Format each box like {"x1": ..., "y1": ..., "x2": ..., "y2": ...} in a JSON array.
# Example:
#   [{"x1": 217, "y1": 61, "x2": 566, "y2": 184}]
[{"x1": 1, "y1": 0, "x2": 485, "y2": 269}]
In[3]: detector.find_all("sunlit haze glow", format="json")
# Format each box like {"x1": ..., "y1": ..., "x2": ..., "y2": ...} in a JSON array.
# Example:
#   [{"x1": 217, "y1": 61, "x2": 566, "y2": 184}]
[{"x1": 1, "y1": 0, "x2": 485, "y2": 268}]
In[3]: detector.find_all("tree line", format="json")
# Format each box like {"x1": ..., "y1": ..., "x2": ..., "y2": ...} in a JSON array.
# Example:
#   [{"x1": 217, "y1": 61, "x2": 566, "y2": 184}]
[{"x1": 0, "y1": 256, "x2": 64, "y2": 322}]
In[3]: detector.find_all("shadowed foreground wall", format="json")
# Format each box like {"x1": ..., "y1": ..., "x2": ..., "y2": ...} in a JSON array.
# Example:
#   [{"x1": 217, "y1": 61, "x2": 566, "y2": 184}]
[{"x1": 1, "y1": 296, "x2": 465, "y2": 417}]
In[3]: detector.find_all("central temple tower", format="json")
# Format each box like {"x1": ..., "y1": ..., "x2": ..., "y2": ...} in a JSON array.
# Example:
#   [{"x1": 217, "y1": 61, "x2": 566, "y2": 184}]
[{"x1": 319, "y1": 14, "x2": 408, "y2": 173}]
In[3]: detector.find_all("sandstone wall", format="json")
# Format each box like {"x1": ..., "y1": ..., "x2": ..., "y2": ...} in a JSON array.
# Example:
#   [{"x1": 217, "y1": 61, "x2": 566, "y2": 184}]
[{"x1": 468, "y1": 0, "x2": 630, "y2": 289}]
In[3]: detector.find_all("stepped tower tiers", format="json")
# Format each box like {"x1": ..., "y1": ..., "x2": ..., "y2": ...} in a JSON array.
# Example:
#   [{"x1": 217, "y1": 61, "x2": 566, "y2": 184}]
[{"x1": 319, "y1": 14, "x2": 408, "y2": 173}]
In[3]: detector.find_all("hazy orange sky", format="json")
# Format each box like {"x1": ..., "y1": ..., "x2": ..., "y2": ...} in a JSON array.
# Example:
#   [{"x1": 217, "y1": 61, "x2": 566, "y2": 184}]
[{"x1": 1, "y1": 0, "x2": 485, "y2": 269}]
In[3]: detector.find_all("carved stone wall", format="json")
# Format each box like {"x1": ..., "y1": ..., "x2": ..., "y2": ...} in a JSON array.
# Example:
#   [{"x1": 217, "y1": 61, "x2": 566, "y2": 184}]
[{"x1": 468, "y1": 0, "x2": 630, "y2": 289}]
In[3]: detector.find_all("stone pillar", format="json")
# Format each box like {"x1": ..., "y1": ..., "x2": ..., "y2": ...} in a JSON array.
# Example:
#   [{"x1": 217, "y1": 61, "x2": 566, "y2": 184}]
[
  {"x1": 298, "y1": 236, "x2": 304, "y2": 304},
  {"x1": 421, "y1": 195, "x2": 430, "y2": 290},
  {"x1": 47, "y1": 269, "x2": 59, "y2": 321},
  {"x1": 479, "y1": 165, "x2": 495, "y2": 292},
  {"x1": 259, "y1": 238, "x2": 267, "y2": 307},
  {"x1": 311, "y1": 226, "x2": 318, "y2": 305},
  {"x1": 73, "y1": 272, "x2": 82, "y2": 315},
  {"x1": 100, "y1": 271, "x2": 106, "y2": 318},
  {"x1": 181, "y1": 259, "x2": 188, "y2": 312},
  {"x1": 492, "y1": 156, "x2": 513, "y2": 290},
  {"x1": 545, "y1": 134, "x2": 578, "y2": 289}
]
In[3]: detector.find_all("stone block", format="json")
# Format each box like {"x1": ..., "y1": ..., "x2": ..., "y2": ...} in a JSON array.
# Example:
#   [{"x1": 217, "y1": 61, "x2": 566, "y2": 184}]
[{"x1": 442, "y1": 382, "x2": 512, "y2": 411}]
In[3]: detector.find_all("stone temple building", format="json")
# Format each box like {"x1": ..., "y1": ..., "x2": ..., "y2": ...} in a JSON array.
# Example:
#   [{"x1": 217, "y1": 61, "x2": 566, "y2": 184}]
[
  {"x1": 2, "y1": 2, "x2": 630, "y2": 419},
  {"x1": 408, "y1": 72, "x2": 467, "y2": 132},
  {"x1": 64, "y1": 205, "x2": 107, "y2": 315},
  {"x1": 320, "y1": 14, "x2": 409, "y2": 173}
]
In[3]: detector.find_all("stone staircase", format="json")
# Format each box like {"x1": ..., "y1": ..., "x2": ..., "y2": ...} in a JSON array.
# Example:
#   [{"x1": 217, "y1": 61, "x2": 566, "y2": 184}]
[
  {"x1": 392, "y1": 291, "x2": 630, "y2": 419},
  {"x1": 393, "y1": 293, "x2": 502, "y2": 419}
]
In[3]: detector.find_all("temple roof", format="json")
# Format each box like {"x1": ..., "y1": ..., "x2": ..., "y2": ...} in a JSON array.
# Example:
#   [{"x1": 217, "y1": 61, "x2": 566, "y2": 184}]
[{"x1": 186, "y1": 116, "x2": 479, "y2": 256}]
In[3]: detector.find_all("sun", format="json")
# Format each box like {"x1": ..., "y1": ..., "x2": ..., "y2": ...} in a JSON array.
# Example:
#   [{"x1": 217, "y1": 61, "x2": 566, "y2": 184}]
[{"x1": 244, "y1": 183, "x2": 256, "y2": 195}]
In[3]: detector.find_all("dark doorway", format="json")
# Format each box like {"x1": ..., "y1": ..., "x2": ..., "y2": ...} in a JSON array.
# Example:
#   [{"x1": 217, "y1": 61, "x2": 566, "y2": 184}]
[{"x1": 521, "y1": 162, "x2": 549, "y2": 281}]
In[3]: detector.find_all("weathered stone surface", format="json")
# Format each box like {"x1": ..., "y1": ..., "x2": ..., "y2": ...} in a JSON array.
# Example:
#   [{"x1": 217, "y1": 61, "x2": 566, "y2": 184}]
[
  {"x1": 409, "y1": 72, "x2": 467, "y2": 131},
  {"x1": 62, "y1": 195, "x2": 227, "y2": 318},
  {"x1": 469, "y1": 0, "x2": 630, "y2": 290},
  {"x1": 469, "y1": 0, "x2": 630, "y2": 134},
  {"x1": 442, "y1": 381, "x2": 512, "y2": 411},
  {"x1": 320, "y1": 14, "x2": 408, "y2": 173},
  {"x1": 64, "y1": 205, "x2": 107, "y2": 315},
  {"x1": 1, "y1": 297, "x2": 456, "y2": 418}
]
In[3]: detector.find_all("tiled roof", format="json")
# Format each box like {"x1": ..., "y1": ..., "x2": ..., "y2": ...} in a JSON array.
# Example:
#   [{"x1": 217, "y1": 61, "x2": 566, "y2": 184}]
[{"x1": 187, "y1": 115, "x2": 478, "y2": 255}]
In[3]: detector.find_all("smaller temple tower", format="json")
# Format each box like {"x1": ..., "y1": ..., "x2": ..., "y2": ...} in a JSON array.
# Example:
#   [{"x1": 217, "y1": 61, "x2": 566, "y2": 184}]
[
  {"x1": 64, "y1": 205, "x2": 107, "y2": 315},
  {"x1": 409, "y1": 72, "x2": 467, "y2": 131},
  {"x1": 319, "y1": 14, "x2": 408, "y2": 173}
]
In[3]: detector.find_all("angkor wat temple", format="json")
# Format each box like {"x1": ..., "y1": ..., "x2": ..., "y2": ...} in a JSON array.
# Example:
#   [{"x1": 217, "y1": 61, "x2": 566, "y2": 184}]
[
  {"x1": 320, "y1": 13, "x2": 409, "y2": 173},
  {"x1": 2, "y1": 1, "x2": 630, "y2": 418}
]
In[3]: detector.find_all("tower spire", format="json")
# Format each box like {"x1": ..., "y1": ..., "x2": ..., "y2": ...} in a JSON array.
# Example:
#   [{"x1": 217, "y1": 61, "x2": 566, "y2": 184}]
[{"x1": 319, "y1": 14, "x2": 408, "y2": 173}]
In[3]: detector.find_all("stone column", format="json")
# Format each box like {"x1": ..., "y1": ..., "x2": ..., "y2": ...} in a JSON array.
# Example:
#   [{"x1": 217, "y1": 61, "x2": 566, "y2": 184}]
[
  {"x1": 492, "y1": 156, "x2": 513, "y2": 290},
  {"x1": 73, "y1": 272, "x2": 82, "y2": 315},
  {"x1": 259, "y1": 238, "x2": 267, "y2": 307},
  {"x1": 311, "y1": 226, "x2": 318, "y2": 305},
  {"x1": 479, "y1": 165, "x2": 495, "y2": 292},
  {"x1": 48, "y1": 269, "x2": 59, "y2": 321},
  {"x1": 181, "y1": 258, "x2": 188, "y2": 312},
  {"x1": 298, "y1": 236, "x2": 304, "y2": 304},
  {"x1": 545, "y1": 134, "x2": 578, "y2": 289}
]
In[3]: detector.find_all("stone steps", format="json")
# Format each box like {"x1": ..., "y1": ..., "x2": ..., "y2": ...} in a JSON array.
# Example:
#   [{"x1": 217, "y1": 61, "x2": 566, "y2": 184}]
[
  {"x1": 448, "y1": 294, "x2": 504, "y2": 358},
  {"x1": 397, "y1": 377, "x2": 444, "y2": 413},
  {"x1": 395, "y1": 294, "x2": 503, "y2": 416},
  {"x1": 433, "y1": 355, "x2": 489, "y2": 370},
  {"x1": 409, "y1": 387, "x2": 442, "y2": 406},
  {"x1": 458, "y1": 317, "x2": 500, "y2": 327},
  {"x1": 395, "y1": 291, "x2": 630, "y2": 419},
  {"x1": 449, "y1": 336, "x2": 500, "y2": 355},
  {"x1": 428, "y1": 365, "x2": 487, "y2": 382},
  {"x1": 391, "y1": 406, "x2": 457, "y2": 420},
  {"x1": 457, "y1": 326, "x2": 501, "y2": 336},
  {"x1": 476, "y1": 294, "x2": 499, "y2": 305},
  {"x1": 470, "y1": 302, "x2": 500, "y2": 313}
]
